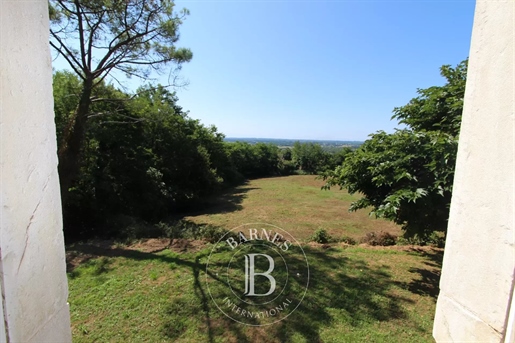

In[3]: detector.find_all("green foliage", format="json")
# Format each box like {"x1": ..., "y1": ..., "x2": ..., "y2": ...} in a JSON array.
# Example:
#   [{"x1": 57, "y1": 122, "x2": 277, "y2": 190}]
[
  {"x1": 281, "y1": 147, "x2": 293, "y2": 161},
  {"x1": 360, "y1": 232, "x2": 397, "y2": 246},
  {"x1": 310, "y1": 229, "x2": 333, "y2": 244},
  {"x1": 325, "y1": 130, "x2": 457, "y2": 237},
  {"x1": 392, "y1": 60, "x2": 467, "y2": 137},
  {"x1": 54, "y1": 72, "x2": 291, "y2": 239},
  {"x1": 155, "y1": 220, "x2": 228, "y2": 243},
  {"x1": 339, "y1": 236, "x2": 357, "y2": 245},
  {"x1": 330, "y1": 147, "x2": 353, "y2": 167},
  {"x1": 224, "y1": 141, "x2": 282, "y2": 178},
  {"x1": 49, "y1": 0, "x2": 192, "y2": 80},
  {"x1": 103, "y1": 215, "x2": 163, "y2": 241},
  {"x1": 131, "y1": 85, "x2": 227, "y2": 210},
  {"x1": 292, "y1": 142, "x2": 329, "y2": 174},
  {"x1": 290, "y1": 142, "x2": 353, "y2": 175},
  {"x1": 396, "y1": 232, "x2": 445, "y2": 247},
  {"x1": 280, "y1": 159, "x2": 297, "y2": 175},
  {"x1": 323, "y1": 60, "x2": 467, "y2": 238},
  {"x1": 426, "y1": 231, "x2": 446, "y2": 248},
  {"x1": 54, "y1": 72, "x2": 234, "y2": 238},
  {"x1": 49, "y1": 0, "x2": 193, "y2": 209}
]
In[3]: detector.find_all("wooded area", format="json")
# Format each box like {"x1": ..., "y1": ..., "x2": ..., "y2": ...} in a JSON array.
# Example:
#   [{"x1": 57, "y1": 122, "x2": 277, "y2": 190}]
[{"x1": 49, "y1": 0, "x2": 466, "y2": 243}]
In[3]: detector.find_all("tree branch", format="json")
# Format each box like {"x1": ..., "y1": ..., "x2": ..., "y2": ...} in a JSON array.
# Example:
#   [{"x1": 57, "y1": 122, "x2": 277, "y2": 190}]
[
  {"x1": 74, "y1": 0, "x2": 88, "y2": 73},
  {"x1": 49, "y1": 40, "x2": 85, "y2": 79}
]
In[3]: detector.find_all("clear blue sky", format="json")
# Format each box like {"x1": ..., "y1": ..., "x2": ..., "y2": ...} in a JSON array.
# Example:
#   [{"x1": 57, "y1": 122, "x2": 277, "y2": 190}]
[
  {"x1": 54, "y1": 0, "x2": 476, "y2": 141},
  {"x1": 170, "y1": 0, "x2": 475, "y2": 140}
]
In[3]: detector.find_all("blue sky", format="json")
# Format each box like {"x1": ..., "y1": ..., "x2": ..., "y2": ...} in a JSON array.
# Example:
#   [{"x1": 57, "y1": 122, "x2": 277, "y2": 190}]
[
  {"x1": 170, "y1": 0, "x2": 476, "y2": 140},
  {"x1": 54, "y1": 0, "x2": 476, "y2": 141}
]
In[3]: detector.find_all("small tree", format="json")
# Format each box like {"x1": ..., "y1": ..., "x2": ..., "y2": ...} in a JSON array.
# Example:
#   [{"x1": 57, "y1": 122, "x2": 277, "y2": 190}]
[
  {"x1": 49, "y1": 0, "x2": 193, "y2": 202},
  {"x1": 323, "y1": 60, "x2": 467, "y2": 238},
  {"x1": 292, "y1": 142, "x2": 328, "y2": 174}
]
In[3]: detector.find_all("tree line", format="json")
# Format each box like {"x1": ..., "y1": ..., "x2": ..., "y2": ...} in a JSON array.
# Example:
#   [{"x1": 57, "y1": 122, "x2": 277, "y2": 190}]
[
  {"x1": 54, "y1": 71, "x2": 349, "y2": 238},
  {"x1": 49, "y1": 0, "x2": 466, "y2": 242}
]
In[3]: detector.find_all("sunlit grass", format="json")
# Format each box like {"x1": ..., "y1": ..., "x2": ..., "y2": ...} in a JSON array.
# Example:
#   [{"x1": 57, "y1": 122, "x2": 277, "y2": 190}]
[
  {"x1": 68, "y1": 175, "x2": 440, "y2": 342},
  {"x1": 68, "y1": 245, "x2": 439, "y2": 342},
  {"x1": 184, "y1": 175, "x2": 400, "y2": 241}
]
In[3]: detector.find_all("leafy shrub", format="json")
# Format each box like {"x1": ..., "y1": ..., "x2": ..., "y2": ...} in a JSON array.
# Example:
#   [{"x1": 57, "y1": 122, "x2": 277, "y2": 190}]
[
  {"x1": 311, "y1": 229, "x2": 332, "y2": 244},
  {"x1": 104, "y1": 215, "x2": 163, "y2": 240},
  {"x1": 361, "y1": 231, "x2": 397, "y2": 246},
  {"x1": 321, "y1": 61, "x2": 468, "y2": 239},
  {"x1": 396, "y1": 232, "x2": 445, "y2": 247},
  {"x1": 156, "y1": 220, "x2": 227, "y2": 243},
  {"x1": 196, "y1": 225, "x2": 228, "y2": 243},
  {"x1": 339, "y1": 236, "x2": 357, "y2": 245},
  {"x1": 396, "y1": 236, "x2": 413, "y2": 246},
  {"x1": 154, "y1": 222, "x2": 177, "y2": 239},
  {"x1": 426, "y1": 232, "x2": 446, "y2": 248}
]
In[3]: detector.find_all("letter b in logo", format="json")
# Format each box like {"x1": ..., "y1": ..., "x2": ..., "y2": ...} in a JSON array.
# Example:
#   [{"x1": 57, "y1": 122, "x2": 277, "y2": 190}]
[{"x1": 244, "y1": 254, "x2": 276, "y2": 296}]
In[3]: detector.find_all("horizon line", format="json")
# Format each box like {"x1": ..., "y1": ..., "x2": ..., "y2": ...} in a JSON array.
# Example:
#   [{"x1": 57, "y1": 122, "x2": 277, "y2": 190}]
[{"x1": 224, "y1": 137, "x2": 364, "y2": 142}]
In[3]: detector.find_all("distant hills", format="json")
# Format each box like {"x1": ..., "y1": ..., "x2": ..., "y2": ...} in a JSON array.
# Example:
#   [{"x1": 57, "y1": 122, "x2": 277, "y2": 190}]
[{"x1": 224, "y1": 137, "x2": 363, "y2": 149}]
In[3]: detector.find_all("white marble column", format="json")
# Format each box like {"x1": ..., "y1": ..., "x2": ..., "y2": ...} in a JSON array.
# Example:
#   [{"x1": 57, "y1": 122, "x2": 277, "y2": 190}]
[
  {"x1": 0, "y1": 1, "x2": 72, "y2": 341},
  {"x1": 433, "y1": 1, "x2": 514, "y2": 342}
]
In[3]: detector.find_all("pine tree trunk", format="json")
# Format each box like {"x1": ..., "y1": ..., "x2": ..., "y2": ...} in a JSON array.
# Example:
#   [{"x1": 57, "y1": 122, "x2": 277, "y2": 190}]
[{"x1": 57, "y1": 78, "x2": 93, "y2": 205}]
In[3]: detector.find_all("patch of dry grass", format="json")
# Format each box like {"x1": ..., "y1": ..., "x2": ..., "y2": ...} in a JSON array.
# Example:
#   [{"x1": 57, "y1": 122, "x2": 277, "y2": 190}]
[{"x1": 184, "y1": 175, "x2": 400, "y2": 241}]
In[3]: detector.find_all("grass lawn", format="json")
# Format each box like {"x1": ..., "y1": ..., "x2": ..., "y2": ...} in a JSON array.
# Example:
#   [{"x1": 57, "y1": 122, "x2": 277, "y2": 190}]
[
  {"x1": 67, "y1": 175, "x2": 441, "y2": 342},
  {"x1": 183, "y1": 175, "x2": 401, "y2": 241}
]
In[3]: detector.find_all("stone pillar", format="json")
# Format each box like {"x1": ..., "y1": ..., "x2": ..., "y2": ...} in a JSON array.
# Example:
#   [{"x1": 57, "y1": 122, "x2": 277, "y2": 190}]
[
  {"x1": 433, "y1": 1, "x2": 514, "y2": 342},
  {"x1": 0, "y1": 1, "x2": 72, "y2": 342}
]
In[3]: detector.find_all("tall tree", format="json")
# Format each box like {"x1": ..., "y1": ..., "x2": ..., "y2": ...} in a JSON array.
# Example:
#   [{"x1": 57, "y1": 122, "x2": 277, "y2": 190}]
[
  {"x1": 53, "y1": 73, "x2": 231, "y2": 238},
  {"x1": 49, "y1": 0, "x2": 192, "y2": 202},
  {"x1": 323, "y1": 60, "x2": 467, "y2": 238}
]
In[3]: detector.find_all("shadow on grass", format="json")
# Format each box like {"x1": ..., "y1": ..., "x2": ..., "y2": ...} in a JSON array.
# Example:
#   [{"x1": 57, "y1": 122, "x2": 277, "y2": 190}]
[
  {"x1": 181, "y1": 182, "x2": 259, "y2": 218},
  {"x1": 403, "y1": 248, "x2": 443, "y2": 300},
  {"x1": 68, "y1": 244, "x2": 434, "y2": 342}
]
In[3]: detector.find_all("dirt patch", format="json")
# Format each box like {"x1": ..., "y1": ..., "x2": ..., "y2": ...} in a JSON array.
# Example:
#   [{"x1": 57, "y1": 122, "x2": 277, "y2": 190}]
[
  {"x1": 306, "y1": 242, "x2": 333, "y2": 249},
  {"x1": 127, "y1": 238, "x2": 171, "y2": 253},
  {"x1": 66, "y1": 251, "x2": 95, "y2": 273},
  {"x1": 66, "y1": 240, "x2": 114, "y2": 272},
  {"x1": 167, "y1": 238, "x2": 207, "y2": 253}
]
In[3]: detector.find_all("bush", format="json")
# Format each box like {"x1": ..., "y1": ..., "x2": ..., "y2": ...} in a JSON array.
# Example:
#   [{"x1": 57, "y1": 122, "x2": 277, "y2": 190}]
[
  {"x1": 310, "y1": 229, "x2": 332, "y2": 244},
  {"x1": 339, "y1": 236, "x2": 357, "y2": 245},
  {"x1": 361, "y1": 231, "x2": 397, "y2": 246},
  {"x1": 196, "y1": 224, "x2": 228, "y2": 243},
  {"x1": 426, "y1": 231, "x2": 446, "y2": 248},
  {"x1": 104, "y1": 215, "x2": 163, "y2": 240},
  {"x1": 396, "y1": 232, "x2": 445, "y2": 247},
  {"x1": 156, "y1": 220, "x2": 228, "y2": 243},
  {"x1": 154, "y1": 221, "x2": 179, "y2": 239},
  {"x1": 396, "y1": 236, "x2": 413, "y2": 246}
]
